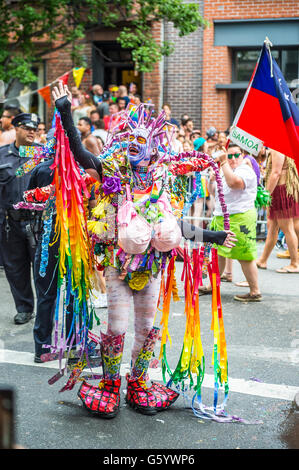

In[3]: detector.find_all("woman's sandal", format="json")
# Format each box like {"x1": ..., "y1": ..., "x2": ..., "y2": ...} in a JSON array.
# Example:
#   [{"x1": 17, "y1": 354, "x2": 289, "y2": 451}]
[
  {"x1": 221, "y1": 272, "x2": 233, "y2": 282},
  {"x1": 234, "y1": 293, "x2": 262, "y2": 302},
  {"x1": 276, "y1": 266, "x2": 299, "y2": 273},
  {"x1": 256, "y1": 262, "x2": 267, "y2": 270},
  {"x1": 234, "y1": 280, "x2": 249, "y2": 287},
  {"x1": 198, "y1": 285, "x2": 212, "y2": 295}
]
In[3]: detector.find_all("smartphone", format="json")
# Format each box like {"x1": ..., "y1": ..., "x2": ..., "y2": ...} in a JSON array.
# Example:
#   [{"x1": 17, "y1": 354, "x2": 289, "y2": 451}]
[
  {"x1": 0, "y1": 386, "x2": 14, "y2": 449},
  {"x1": 211, "y1": 150, "x2": 223, "y2": 159}
]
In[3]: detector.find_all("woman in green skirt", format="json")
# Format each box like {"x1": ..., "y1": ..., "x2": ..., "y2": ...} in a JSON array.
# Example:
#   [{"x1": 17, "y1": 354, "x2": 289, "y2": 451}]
[{"x1": 203, "y1": 143, "x2": 262, "y2": 302}]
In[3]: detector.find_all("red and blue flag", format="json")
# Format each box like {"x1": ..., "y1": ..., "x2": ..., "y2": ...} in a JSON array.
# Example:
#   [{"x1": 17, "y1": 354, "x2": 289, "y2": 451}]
[{"x1": 232, "y1": 42, "x2": 299, "y2": 171}]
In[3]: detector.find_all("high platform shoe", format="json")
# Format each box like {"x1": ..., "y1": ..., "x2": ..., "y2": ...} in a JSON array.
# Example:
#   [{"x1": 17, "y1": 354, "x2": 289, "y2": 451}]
[
  {"x1": 78, "y1": 332, "x2": 125, "y2": 418},
  {"x1": 126, "y1": 327, "x2": 179, "y2": 415}
]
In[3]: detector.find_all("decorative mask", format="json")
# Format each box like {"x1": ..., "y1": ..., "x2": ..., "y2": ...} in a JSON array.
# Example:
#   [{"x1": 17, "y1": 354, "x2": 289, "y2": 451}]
[
  {"x1": 103, "y1": 103, "x2": 172, "y2": 168},
  {"x1": 127, "y1": 127, "x2": 154, "y2": 166}
]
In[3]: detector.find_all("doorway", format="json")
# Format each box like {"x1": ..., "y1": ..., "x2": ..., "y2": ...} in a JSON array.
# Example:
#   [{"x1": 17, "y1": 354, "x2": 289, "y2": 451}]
[{"x1": 92, "y1": 41, "x2": 142, "y2": 96}]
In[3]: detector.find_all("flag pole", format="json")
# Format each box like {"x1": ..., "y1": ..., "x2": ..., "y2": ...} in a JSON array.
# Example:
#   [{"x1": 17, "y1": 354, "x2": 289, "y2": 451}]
[
  {"x1": 227, "y1": 40, "x2": 268, "y2": 151},
  {"x1": 264, "y1": 36, "x2": 273, "y2": 77}
]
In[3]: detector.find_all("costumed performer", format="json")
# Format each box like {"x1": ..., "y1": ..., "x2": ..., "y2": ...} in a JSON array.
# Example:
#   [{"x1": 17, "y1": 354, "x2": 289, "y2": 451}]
[{"x1": 28, "y1": 82, "x2": 236, "y2": 419}]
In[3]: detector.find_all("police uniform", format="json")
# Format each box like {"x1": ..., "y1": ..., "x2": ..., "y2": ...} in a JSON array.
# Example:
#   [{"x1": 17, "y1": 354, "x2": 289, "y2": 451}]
[{"x1": 0, "y1": 113, "x2": 41, "y2": 325}]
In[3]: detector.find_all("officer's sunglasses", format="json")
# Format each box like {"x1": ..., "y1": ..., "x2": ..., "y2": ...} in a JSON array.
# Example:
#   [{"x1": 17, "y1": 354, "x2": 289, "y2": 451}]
[
  {"x1": 19, "y1": 125, "x2": 36, "y2": 132},
  {"x1": 227, "y1": 153, "x2": 241, "y2": 159}
]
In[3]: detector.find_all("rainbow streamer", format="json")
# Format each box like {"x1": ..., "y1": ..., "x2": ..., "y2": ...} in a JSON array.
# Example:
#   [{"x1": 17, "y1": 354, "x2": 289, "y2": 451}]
[
  {"x1": 159, "y1": 243, "x2": 229, "y2": 421},
  {"x1": 208, "y1": 247, "x2": 229, "y2": 410},
  {"x1": 50, "y1": 116, "x2": 97, "y2": 361},
  {"x1": 160, "y1": 244, "x2": 205, "y2": 392}
]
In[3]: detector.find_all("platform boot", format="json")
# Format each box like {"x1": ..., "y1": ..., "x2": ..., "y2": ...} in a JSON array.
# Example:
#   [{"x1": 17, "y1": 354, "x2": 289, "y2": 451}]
[
  {"x1": 78, "y1": 332, "x2": 125, "y2": 418},
  {"x1": 126, "y1": 326, "x2": 179, "y2": 415}
]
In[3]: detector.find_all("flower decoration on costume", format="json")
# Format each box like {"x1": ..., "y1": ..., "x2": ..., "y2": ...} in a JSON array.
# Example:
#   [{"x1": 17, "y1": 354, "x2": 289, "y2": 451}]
[
  {"x1": 128, "y1": 271, "x2": 151, "y2": 291},
  {"x1": 102, "y1": 175, "x2": 122, "y2": 195}
]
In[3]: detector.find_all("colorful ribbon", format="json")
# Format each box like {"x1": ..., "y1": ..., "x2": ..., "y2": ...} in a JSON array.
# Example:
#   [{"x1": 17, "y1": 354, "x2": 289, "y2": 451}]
[{"x1": 50, "y1": 116, "x2": 97, "y2": 368}]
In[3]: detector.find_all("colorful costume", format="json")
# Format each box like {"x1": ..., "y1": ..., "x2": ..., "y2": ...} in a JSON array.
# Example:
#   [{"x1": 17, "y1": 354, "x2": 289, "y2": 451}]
[
  {"x1": 183, "y1": 171, "x2": 209, "y2": 217},
  {"x1": 17, "y1": 96, "x2": 236, "y2": 421}
]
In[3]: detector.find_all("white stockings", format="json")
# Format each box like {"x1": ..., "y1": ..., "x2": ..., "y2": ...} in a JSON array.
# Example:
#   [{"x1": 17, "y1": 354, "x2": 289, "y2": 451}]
[{"x1": 105, "y1": 266, "x2": 160, "y2": 364}]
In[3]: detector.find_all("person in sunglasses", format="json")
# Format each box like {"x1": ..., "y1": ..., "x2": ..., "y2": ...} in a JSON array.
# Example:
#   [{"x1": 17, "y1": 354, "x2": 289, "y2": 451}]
[{"x1": 204, "y1": 143, "x2": 262, "y2": 302}]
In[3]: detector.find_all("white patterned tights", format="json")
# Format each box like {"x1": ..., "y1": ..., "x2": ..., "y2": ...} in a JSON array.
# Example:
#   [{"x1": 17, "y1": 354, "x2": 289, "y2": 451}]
[{"x1": 105, "y1": 266, "x2": 161, "y2": 364}]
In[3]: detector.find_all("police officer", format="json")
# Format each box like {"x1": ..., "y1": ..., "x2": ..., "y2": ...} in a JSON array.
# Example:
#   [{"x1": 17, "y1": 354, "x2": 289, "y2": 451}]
[{"x1": 0, "y1": 112, "x2": 41, "y2": 324}]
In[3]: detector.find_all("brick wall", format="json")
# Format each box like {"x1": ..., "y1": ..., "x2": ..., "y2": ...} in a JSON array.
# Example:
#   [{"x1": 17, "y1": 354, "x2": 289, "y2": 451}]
[
  {"x1": 163, "y1": 0, "x2": 204, "y2": 128},
  {"x1": 202, "y1": 0, "x2": 299, "y2": 135},
  {"x1": 43, "y1": 24, "x2": 163, "y2": 126},
  {"x1": 44, "y1": 41, "x2": 93, "y2": 126},
  {"x1": 142, "y1": 22, "x2": 163, "y2": 114}
]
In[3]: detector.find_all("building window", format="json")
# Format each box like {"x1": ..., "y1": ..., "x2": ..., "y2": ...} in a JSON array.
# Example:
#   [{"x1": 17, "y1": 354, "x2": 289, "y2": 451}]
[
  {"x1": 281, "y1": 49, "x2": 299, "y2": 83},
  {"x1": 233, "y1": 48, "x2": 299, "y2": 84},
  {"x1": 231, "y1": 47, "x2": 299, "y2": 121}
]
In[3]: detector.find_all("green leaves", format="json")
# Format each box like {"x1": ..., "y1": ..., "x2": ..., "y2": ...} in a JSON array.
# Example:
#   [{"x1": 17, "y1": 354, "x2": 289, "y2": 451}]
[
  {"x1": 118, "y1": 27, "x2": 163, "y2": 72},
  {"x1": 1, "y1": 0, "x2": 206, "y2": 84}
]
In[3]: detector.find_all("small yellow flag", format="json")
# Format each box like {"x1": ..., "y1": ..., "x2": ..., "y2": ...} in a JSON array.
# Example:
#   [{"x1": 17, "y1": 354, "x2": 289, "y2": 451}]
[{"x1": 72, "y1": 67, "x2": 86, "y2": 88}]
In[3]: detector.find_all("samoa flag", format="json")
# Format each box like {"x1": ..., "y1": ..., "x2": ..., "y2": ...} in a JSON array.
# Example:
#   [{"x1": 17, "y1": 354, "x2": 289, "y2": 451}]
[{"x1": 233, "y1": 42, "x2": 299, "y2": 171}]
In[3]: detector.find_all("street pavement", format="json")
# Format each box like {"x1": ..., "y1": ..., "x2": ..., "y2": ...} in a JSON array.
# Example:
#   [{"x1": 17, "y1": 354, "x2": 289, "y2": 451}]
[{"x1": 0, "y1": 241, "x2": 299, "y2": 451}]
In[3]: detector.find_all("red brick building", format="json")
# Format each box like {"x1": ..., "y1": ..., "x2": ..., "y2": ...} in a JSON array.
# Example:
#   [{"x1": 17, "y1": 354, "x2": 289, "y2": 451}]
[
  {"x1": 43, "y1": 0, "x2": 299, "y2": 134},
  {"x1": 6, "y1": 1, "x2": 299, "y2": 135},
  {"x1": 201, "y1": 0, "x2": 299, "y2": 135}
]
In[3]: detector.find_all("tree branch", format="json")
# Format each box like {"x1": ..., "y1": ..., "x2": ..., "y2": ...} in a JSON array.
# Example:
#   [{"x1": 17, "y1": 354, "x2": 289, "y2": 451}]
[
  {"x1": 2, "y1": 12, "x2": 71, "y2": 64},
  {"x1": 34, "y1": 40, "x2": 77, "y2": 59}
]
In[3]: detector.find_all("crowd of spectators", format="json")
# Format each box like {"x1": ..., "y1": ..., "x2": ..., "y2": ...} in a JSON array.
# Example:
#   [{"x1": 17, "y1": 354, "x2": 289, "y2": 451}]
[{"x1": 68, "y1": 82, "x2": 142, "y2": 152}]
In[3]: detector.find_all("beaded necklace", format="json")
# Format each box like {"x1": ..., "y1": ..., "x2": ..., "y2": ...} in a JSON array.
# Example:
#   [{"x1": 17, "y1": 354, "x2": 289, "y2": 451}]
[{"x1": 132, "y1": 165, "x2": 153, "y2": 190}]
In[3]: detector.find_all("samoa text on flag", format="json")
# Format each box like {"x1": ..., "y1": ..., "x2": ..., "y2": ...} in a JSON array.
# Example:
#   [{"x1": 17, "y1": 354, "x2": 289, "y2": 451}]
[{"x1": 231, "y1": 42, "x2": 299, "y2": 171}]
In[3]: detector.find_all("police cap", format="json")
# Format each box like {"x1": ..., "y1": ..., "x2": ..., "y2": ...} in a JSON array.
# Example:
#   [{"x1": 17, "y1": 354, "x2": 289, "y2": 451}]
[{"x1": 12, "y1": 113, "x2": 40, "y2": 129}]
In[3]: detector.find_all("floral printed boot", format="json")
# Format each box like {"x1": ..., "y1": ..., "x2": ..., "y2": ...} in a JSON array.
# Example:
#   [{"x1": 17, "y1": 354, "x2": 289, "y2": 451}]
[
  {"x1": 78, "y1": 332, "x2": 125, "y2": 418},
  {"x1": 126, "y1": 327, "x2": 179, "y2": 415}
]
